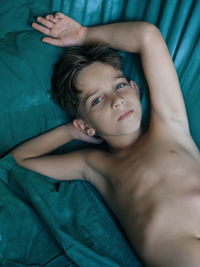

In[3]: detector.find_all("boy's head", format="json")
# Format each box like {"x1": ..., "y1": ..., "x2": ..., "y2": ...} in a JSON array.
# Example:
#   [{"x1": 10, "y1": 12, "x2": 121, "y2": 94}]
[
  {"x1": 52, "y1": 44, "x2": 122, "y2": 118},
  {"x1": 52, "y1": 44, "x2": 142, "y2": 144}
]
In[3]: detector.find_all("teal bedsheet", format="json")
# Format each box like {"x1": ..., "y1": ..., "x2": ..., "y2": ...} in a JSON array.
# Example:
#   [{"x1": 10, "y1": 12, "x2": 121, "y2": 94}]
[{"x1": 0, "y1": 0, "x2": 199, "y2": 266}]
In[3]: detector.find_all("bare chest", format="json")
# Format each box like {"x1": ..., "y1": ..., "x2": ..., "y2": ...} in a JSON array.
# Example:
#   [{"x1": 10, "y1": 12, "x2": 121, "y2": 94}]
[
  {"x1": 109, "y1": 147, "x2": 200, "y2": 197},
  {"x1": 102, "y1": 142, "x2": 200, "y2": 250}
]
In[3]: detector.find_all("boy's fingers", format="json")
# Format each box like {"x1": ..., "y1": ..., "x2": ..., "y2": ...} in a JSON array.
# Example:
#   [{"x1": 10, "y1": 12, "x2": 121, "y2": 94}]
[
  {"x1": 84, "y1": 135, "x2": 103, "y2": 144},
  {"x1": 46, "y1": 14, "x2": 59, "y2": 24},
  {"x1": 32, "y1": 22, "x2": 50, "y2": 35},
  {"x1": 54, "y1": 12, "x2": 64, "y2": 19},
  {"x1": 92, "y1": 138, "x2": 103, "y2": 144},
  {"x1": 90, "y1": 138, "x2": 103, "y2": 144},
  {"x1": 36, "y1": 16, "x2": 54, "y2": 29},
  {"x1": 42, "y1": 37, "x2": 63, "y2": 46}
]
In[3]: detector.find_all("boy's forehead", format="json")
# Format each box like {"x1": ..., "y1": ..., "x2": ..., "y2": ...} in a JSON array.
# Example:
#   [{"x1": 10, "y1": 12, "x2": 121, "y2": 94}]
[{"x1": 76, "y1": 63, "x2": 126, "y2": 95}]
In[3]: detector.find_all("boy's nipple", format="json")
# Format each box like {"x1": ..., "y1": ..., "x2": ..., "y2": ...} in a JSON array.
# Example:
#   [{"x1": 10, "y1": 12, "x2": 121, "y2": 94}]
[
  {"x1": 116, "y1": 180, "x2": 122, "y2": 188},
  {"x1": 170, "y1": 149, "x2": 178, "y2": 155}
]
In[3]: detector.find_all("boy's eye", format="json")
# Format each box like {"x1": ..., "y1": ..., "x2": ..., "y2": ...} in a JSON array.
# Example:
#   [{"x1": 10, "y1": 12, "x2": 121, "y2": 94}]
[
  {"x1": 91, "y1": 97, "x2": 102, "y2": 106},
  {"x1": 115, "y1": 82, "x2": 127, "y2": 90}
]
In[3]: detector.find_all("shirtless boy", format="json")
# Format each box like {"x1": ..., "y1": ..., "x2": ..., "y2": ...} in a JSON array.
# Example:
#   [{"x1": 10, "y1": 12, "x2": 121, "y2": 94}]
[{"x1": 11, "y1": 12, "x2": 200, "y2": 266}]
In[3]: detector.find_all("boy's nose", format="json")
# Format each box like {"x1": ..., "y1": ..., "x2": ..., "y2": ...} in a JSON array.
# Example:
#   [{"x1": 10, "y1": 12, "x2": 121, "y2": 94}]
[{"x1": 111, "y1": 95, "x2": 125, "y2": 109}]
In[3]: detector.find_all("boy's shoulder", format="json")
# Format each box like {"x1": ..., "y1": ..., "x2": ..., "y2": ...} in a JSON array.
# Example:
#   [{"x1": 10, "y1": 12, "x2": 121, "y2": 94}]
[
  {"x1": 83, "y1": 148, "x2": 113, "y2": 194},
  {"x1": 84, "y1": 148, "x2": 113, "y2": 171}
]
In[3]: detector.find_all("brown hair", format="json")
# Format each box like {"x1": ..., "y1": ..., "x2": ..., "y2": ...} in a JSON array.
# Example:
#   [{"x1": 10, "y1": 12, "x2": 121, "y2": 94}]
[{"x1": 52, "y1": 43, "x2": 122, "y2": 118}]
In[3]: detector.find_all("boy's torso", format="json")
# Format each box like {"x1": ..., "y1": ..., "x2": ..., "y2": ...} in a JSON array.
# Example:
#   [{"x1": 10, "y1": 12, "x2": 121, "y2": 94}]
[{"x1": 86, "y1": 127, "x2": 200, "y2": 261}]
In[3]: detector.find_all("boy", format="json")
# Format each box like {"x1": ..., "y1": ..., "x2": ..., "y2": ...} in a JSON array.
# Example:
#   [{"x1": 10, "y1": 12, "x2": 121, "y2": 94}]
[{"x1": 11, "y1": 12, "x2": 200, "y2": 266}]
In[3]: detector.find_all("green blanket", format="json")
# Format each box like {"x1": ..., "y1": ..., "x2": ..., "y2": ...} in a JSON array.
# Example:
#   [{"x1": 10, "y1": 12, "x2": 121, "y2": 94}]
[{"x1": 0, "y1": 0, "x2": 199, "y2": 266}]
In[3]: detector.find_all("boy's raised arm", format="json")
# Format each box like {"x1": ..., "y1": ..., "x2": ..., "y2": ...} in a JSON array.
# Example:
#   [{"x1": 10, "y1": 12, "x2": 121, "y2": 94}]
[
  {"x1": 85, "y1": 22, "x2": 189, "y2": 132},
  {"x1": 11, "y1": 124, "x2": 73, "y2": 161},
  {"x1": 10, "y1": 123, "x2": 101, "y2": 180}
]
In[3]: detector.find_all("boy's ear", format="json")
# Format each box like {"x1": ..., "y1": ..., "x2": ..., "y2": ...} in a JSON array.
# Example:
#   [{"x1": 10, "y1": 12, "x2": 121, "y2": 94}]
[
  {"x1": 130, "y1": 80, "x2": 140, "y2": 98},
  {"x1": 73, "y1": 119, "x2": 96, "y2": 136}
]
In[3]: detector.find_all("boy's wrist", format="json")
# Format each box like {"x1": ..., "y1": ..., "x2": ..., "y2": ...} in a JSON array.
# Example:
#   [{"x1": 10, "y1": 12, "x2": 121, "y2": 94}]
[
  {"x1": 83, "y1": 26, "x2": 97, "y2": 45},
  {"x1": 81, "y1": 26, "x2": 88, "y2": 44}
]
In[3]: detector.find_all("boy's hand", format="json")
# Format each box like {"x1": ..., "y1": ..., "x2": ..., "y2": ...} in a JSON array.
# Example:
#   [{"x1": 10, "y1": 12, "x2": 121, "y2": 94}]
[
  {"x1": 32, "y1": 12, "x2": 87, "y2": 47},
  {"x1": 66, "y1": 123, "x2": 102, "y2": 144}
]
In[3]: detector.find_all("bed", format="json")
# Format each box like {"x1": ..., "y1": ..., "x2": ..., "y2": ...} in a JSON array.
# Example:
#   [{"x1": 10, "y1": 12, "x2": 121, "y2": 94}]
[{"x1": 0, "y1": 0, "x2": 199, "y2": 266}]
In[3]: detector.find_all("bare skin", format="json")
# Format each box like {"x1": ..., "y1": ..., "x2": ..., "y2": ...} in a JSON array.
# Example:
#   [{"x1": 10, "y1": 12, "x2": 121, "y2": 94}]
[
  {"x1": 86, "y1": 127, "x2": 200, "y2": 266},
  {"x1": 11, "y1": 13, "x2": 200, "y2": 266}
]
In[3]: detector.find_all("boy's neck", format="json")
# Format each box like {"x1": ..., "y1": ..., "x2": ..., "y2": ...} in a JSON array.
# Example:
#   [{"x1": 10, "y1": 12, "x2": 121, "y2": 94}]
[{"x1": 103, "y1": 127, "x2": 142, "y2": 151}]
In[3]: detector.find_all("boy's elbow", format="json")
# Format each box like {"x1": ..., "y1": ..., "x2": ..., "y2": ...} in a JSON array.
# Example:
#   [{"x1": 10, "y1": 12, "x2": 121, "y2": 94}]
[
  {"x1": 10, "y1": 152, "x2": 25, "y2": 166},
  {"x1": 139, "y1": 23, "x2": 163, "y2": 55},
  {"x1": 141, "y1": 23, "x2": 161, "y2": 45}
]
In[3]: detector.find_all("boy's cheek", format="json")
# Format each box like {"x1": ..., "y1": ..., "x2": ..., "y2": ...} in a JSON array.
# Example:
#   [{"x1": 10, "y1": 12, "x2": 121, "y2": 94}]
[{"x1": 90, "y1": 113, "x2": 109, "y2": 129}]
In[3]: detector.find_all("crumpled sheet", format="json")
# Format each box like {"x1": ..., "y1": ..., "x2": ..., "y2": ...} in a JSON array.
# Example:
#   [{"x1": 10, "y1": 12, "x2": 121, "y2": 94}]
[{"x1": 0, "y1": 0, "x2": 199, "y2": 266}]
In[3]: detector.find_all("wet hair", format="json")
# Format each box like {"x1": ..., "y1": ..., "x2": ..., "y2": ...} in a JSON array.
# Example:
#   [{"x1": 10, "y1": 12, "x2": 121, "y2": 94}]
[{"x1": 52, "y1": 43, "x2": 123, "y2": 118}]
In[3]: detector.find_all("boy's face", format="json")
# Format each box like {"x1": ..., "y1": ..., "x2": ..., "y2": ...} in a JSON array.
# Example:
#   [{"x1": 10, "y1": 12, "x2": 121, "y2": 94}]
[{"x1": 76, "y1": 62, "x2": 142, "y2": 139}]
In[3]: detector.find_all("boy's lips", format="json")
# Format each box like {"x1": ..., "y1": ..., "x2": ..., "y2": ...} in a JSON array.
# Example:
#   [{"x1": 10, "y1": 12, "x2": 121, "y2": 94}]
[{"x1": 118, "y1": 110, "x2": 133, "y2": 121}]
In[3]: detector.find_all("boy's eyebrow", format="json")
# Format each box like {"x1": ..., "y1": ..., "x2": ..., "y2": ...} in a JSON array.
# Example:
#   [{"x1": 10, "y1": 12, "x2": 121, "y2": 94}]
[
  {"x1": 114, "y1": 73, "x2": 127, "y2": 80},
  {"x1": 83, "y1": 73, "x2": 127, "y2": 103},
  {"x1": 83, "y1": 89, "x2": 100, "y2": 104}
]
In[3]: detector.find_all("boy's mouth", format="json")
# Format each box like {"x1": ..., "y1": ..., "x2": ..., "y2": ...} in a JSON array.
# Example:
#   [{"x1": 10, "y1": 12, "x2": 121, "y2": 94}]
[{"x1": 118, "y1": 110, "x2": 133, "y2": 121}]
